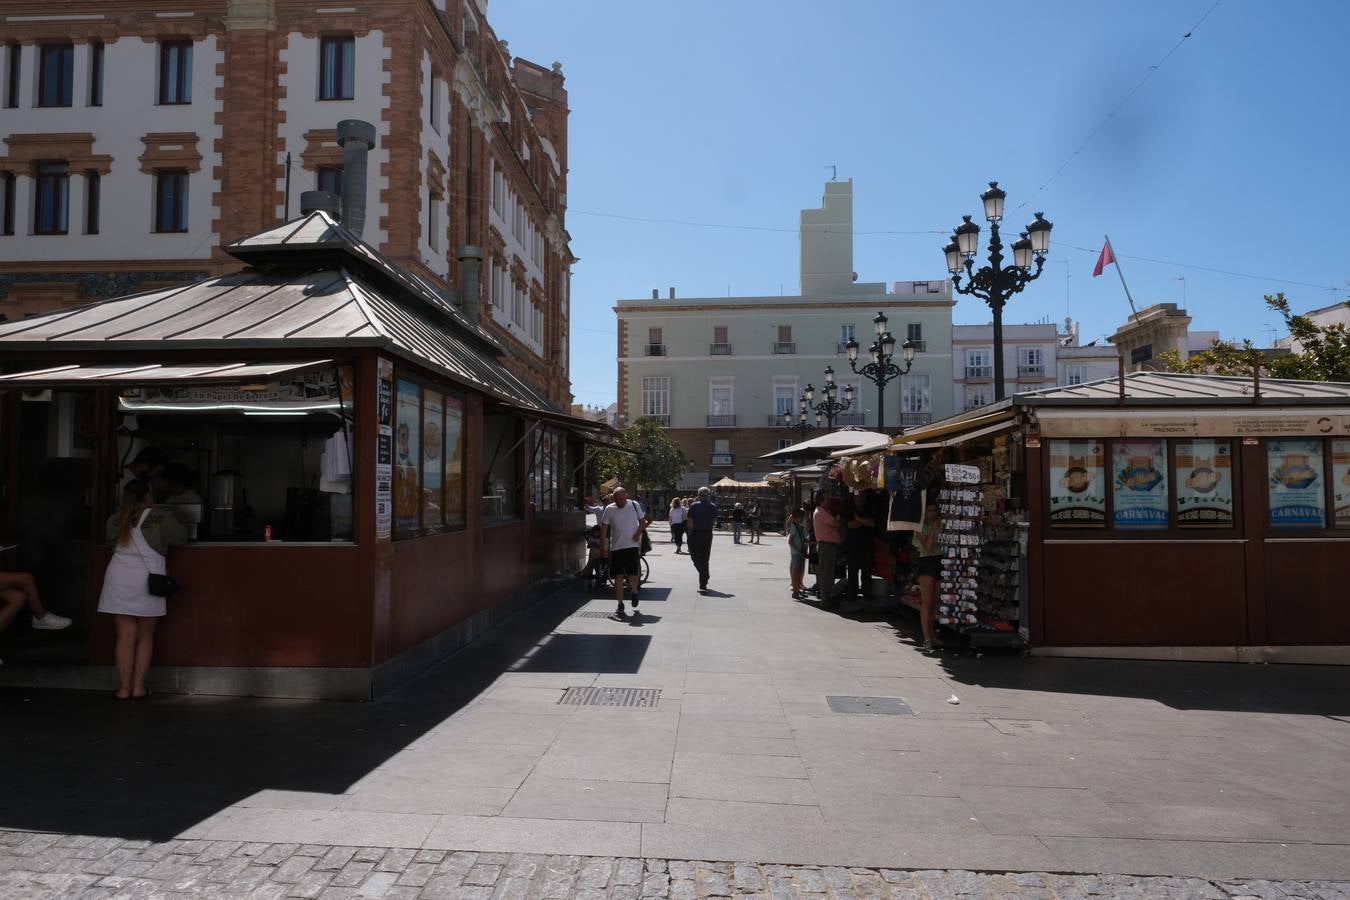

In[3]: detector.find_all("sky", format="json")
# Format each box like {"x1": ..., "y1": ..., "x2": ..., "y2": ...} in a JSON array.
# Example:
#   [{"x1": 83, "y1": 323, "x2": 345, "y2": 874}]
[{"x1": 487, "y1": 0, "x2": 1350, "y2": 408}]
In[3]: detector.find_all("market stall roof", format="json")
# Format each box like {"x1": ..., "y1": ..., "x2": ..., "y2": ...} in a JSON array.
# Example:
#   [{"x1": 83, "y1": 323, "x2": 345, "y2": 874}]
[
  {"x1": 1013, "y1": 371, "x2": 1350, "y2": 405},
  {"x1": 888, "y1": 417, "x2": 1018, "y2": 452},
  {"x1": 758, "y1": 428, "x2": 890, "y2": 460},
  {"x1": 711, "y1": 476, "x2": 774, "y2": 489},
  {"x1": 885, "y1": 407, "x2": 1017, "y2": 451},
  {"x1": 0, "y1": 360, "x2": 331, "y2": 386},
  {"x1": 0, "y1": 211, "x2": 603, "y2": 434}
]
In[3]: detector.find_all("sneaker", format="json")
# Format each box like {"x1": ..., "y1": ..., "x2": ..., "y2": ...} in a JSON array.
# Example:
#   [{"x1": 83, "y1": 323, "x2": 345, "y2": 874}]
[
  {"x1": 32, "y1": 612, "x2": 72, "y2": 631},
  {"x1": 615, "y1": 602, "x2": 627, "y2": 618},
  {"x1": 630, "y1": 593, "x2": 639, "y2": 609}
]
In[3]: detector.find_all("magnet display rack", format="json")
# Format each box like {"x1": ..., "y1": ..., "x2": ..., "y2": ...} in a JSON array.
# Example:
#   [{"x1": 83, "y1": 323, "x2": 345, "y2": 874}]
[{"x1": 937, "y1": 485, "x2": 1027, "y2": 649}]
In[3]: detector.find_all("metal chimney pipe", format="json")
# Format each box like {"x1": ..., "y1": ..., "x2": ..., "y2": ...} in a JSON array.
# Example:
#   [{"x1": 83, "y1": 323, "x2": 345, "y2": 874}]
[
  {"x1": 299, "y1": 190, "x2": 340, "y2": 219},
  {"x1": 457, "y1": 245, "x2": 484, "y2": 324},
  {"x1": 651, "y1": 289, "x2": 659, "y2": 300},
  {"x1": 668, "y1": 287, "x2": 675, "y2": 299},
  {"x1": 336, "y1": 119, "x2": 377, "y2": 237}
]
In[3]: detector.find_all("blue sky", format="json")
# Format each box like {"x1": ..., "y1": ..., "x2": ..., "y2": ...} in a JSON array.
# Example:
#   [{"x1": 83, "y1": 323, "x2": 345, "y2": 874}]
[{"x1": 488, "y1": 0, "x2": 1350, "y2": 407}]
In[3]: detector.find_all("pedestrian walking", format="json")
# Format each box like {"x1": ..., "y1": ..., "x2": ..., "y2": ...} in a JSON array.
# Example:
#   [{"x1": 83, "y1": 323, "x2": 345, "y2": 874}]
[
  {"x1": 912, "y1": 498, "x2": 943, "y2": 651},
  {"x1": 812, "y1": 496, "x2": 844, "y2": 610},
  {"x1": 599, "y1": 486, "x2": 651, "y2": 618},
  {"x1": 786, "y1": 508, "x2": 808, "y2": 599},
  {"x1": 731, "y1": 503, "x2": 746, "y2": 544},
  {"x1": 748, "y1": 501, "x2": 762, "y2": 543},
  {"x1": 668, "y1": 497, "x2": 688, "y2": 554},
  {"x1": 686, "y1": 486, "x2": 718, "y2": 591}
]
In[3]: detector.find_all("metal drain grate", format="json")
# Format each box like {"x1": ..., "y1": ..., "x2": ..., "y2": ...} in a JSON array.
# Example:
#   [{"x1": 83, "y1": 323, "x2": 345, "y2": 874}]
[
  {"x1": 559, "y1": 686, "x2": 662, "y2": 708},
  {"x1": 759, "y1": 577, "x2": 791, "y2": 582},
  {"x1": 826, "y1": 695, "x2": 914, "y2": 716},
  {"x1": 748, "y1": 561, "x2": 774, "y2": 565},
  {"x1": 572, "y1": 610, "x2": 617, "y2": 619}
]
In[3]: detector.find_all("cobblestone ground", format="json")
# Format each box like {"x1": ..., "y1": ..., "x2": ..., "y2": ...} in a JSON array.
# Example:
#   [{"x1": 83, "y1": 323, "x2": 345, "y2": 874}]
[{"x1": 1, "y1": 832, "x2": 1347, "y2": 900}]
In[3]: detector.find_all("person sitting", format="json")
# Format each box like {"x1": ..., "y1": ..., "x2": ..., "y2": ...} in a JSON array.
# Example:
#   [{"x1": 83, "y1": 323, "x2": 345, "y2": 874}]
[
  {"x1": 0, "y1": 570, "x2": 73, "y2": 665},
  {"x1": 578, "y1": 524, "x2": 607, "y2": 585}
]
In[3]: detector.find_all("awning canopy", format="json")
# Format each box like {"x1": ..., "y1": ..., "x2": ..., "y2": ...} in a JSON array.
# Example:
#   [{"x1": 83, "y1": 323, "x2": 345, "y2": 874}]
[
  {"x1": 888, "y1": 417, "x2": 1018, "y2": 451},
  {"x1": 712, "y1": 476, "x2": 775, "y2": 490},
  {"x1": 759, "y1": 429, "x2": 891, "y2": 460},
  {"x1": 887, "y1": 408, "x2": 1016, "y2": 450},
  {"x1": 0, "y1": 360, "x2": 332, "y2": 387}
]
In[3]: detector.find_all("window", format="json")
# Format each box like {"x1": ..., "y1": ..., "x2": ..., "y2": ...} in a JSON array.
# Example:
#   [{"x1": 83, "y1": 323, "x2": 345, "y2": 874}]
[
  {"x1": 394, "y1": 380, "x2": 467, "y2": 534},
  {"x1": 774, "y1": 383, "x2": 797, "y2": 417},
  {"x1": 778, "y1": 325, "x2": 792, "y2": 343},
  {"x1": 316, "y1": 165, "x2": 342, "y2": 196},
  {"x1": 1022, "y1": 347, "x2": 1043, "y2": 366},
  {"x1": 34, "y1": 163, "x2": 69, "y2": 235},
  {"x1": 713, "y1": 439, "x2": 730, "y2": 453},
  {"x1": 777, "y1": 438, "x2": 794, "y2": 451},
  {"x1": 89, "y1": 41, "x2": 104, "y2": 106},
  {"x1": 711, "y1": 438, "x2": 732, "y2": 466},
  {"x1": 648, "y1": 327, "x2": 662, "y2": 345},
  {"x1": 38, "y1": 43, "x2": 73, "y2": 107},
  {"x1": 158, "y1": 40, "x2": 192, "y2": 105},
  {"x1": 907, "y1": 323, "x2": 922, "y2": 342},
  {"x1": 965, "y1": 385, "x2": 992, "y2": 409},
  {"x1": 319, "y1": 35, "x2": 354, "y2": 101},
  {"x1": 481, "y1": 412, "x2": 519, "y2": 520},
  {"x1": 840, "y1": 323, "x2": 855, "y2": 343},
  {"x1": 1065, "y1": 365, "x2": 1088, "y2": 385},
  {"x1": 427, "y1": 194, "x2": 440, "y2": 251},
  {"x1": 84, "y1": 171, "x2": 100, "y2": 234},
  {"x1": 901, "y1": 373, "x2": 930, "y2": 413},
  {"x1": 429, "y1": 78, "x2": 441, "y2": 131},
  {"x1": 2, "y1": 173, "x2": 14, "y2": 236},
  {"x1": 530, "y1": 429, "x2": 563, "y2": 513},
  {"x1": 714, "y1": 326, "x2": 728, "y2": 343},
  {"x1": 154, "y1": 170, "x2": 189, "y2": 233},
  {"x1": 965, "y1": 348, "x2": 992, "y2": 378},
  {"x1": 709, "y1": 382, "x2": 733, "y2": 416},
  {"x1": 640, "y1": 376, "x2": 670, "y2": 418},
  {"x1": 5, "y1": 44, "x2": 20, "y2": 108}
]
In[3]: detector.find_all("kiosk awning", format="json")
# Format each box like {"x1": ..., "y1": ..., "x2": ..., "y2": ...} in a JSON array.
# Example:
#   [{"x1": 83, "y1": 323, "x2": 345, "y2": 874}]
[
  {"x1": 0, "y1": 360, "x2": 333, "y2": 387},
  {"x1": 889, "y1": 417, "x2": 1018, "y2": 452}
]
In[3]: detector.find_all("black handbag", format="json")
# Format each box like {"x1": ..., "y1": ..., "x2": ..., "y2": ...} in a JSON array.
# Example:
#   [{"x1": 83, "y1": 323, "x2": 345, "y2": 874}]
[{"x1": 147, "y1": 573, "x2": 180, "y2": 598}]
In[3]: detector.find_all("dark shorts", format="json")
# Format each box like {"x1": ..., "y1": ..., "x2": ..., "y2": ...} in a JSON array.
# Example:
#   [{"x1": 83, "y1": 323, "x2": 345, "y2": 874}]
[
  {"x1": 916, "y1": 555, "x2": 942, "y2": 579},
  {"x1": 610, "y1": 547, "x2": 642, "y2": 576}
]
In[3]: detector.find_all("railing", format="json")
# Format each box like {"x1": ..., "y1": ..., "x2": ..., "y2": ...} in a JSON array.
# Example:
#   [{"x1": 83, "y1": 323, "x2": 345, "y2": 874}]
[
  {"x1": 964, "y1": 366, "x2": 993, "y2": 379},
  {"x1": 768, "y1": 414, "x2": 793, "y2": 426},
  {"x1": 900, "y1": 412, "x2": 931, "y2": 427},
  {"x1": 773, "y1": 341, "x2": 796, "y2": 354},
  {"x1": 906, "y1": 340, "x2": 927, "y2": 353},
  {"x1": 709, "y1": 342, "x2": 732, "y2": 355},
  {"x1": 642, "y1": 414, "x2": 670, "y2": 426},
  {"x1": 833, "y1": 413, "x2": 866, "y2": 427},
  {"x1": 706, "y1": 414, "x2": 737, "y2": 427},
  {"x1": 1018, "y1": 364, "x2": 1045, "y2": 378},
  {"x1": 710, "y1": 453, "x2": 734, "y2": 466},
  {"x1": 836, "y1": 341, "x2": 853, "y2": 354},
  {"x1": 645, "y1": 344, "x2": 666, "y2": 356}
]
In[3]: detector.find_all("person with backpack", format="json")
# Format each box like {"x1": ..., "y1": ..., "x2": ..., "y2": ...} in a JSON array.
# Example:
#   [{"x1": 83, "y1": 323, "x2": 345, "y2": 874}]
[{"x1": 599, "y1": 486, "x2": 650, "y2": 618}]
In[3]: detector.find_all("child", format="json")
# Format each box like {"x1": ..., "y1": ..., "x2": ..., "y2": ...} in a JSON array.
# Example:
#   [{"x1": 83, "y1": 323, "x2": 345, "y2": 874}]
[
  {"x1": 787, "y1": 508, "x2": 808, "y2": 599},
  {"x1": 579, "y1": 524, "x2": 606, "y2": 586}
]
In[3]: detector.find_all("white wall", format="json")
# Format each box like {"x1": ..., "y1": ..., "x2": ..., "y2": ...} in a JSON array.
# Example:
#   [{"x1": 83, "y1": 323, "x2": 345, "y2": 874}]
[
  {"x1": 0, "y1": 37, "x2": 224, "y2": 262},
  {"x1": 275, "y1": 30, "x2": 391, "y2": 249}
]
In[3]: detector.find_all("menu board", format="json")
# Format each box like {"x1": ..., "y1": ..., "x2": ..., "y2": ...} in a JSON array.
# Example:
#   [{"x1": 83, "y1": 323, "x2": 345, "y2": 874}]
[
  {"x1": 1267, "y1": 439, "x2": 1325, "y2": 529},
  {"x1": 1112, "y1": 439, "x2": 1169, "y2": 530},
  {"x1": 423, "y1": 389, "x2": 445, "y2": 527},
  {"x1": 395, "y1": 380, "x2": 422, "y2": 532},
  {"x1": 1048, "y1": 439, "x2": 1105, "y2": 527},
  {"x1": 375, "y1": 358, "x2": 394, "y2": 541},
  {"x1": 1334, "y1": 440, "x2": 1350, "y2": 529},
  {"x1": 1175, "y1": 439, "x2": 1234, "y2": 527}
]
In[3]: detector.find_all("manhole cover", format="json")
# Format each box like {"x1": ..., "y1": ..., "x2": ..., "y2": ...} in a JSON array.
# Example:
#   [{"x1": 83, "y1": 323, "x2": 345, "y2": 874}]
[
  {"x1": 572, "y1": 611, "x2": 617, "y2": 619},
  {"x1": 826, "y1": 695, "x2": 914, "y2": 716},
  {"x1": 987, "y1": 718, "x2": 1056, "y2": 735},
  {"x1": 559, "y1": 686, "x2": 662, "y2": 708}
]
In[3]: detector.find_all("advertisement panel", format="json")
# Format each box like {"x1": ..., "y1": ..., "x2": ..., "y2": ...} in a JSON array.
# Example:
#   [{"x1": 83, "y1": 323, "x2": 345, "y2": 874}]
[
  {"x1": 1175, "y1": 439, "x2": 1234, "y2": 527},
  {"x1": 1268, "y1": 439, "x2": 1325, "y2": 528},
  {"x1": 1112, "y1": 439, "x2": 1169, "y2": 530},
  {"x1": 375, "y1": 359, "x2": 394, "y2": 541},
  {"x1": 395, "y1": 380, "x2": 421, "y2": 533},
  {"x1": 1334, "y1": 439, "x2": 1350, "y2": 529},
  {"x1": 1048, "y1": 439, "x2": 1105, "y2": 527}
]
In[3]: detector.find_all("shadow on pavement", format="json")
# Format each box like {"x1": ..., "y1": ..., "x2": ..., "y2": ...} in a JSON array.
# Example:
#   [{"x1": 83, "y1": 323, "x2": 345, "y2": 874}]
[{"x1": 0, "y1": 581, "x2": 633, "y2": 842}]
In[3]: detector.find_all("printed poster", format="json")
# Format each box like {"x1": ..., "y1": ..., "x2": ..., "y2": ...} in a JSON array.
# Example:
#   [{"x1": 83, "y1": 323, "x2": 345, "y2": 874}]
[
  {"x1": 1048, "y1": 439, "x2": 1105, "y2": 527},
  {"x1": 446, "y1": 395, "x2": 465, "y2": 524},
  {"x1": 1112, "y1": 439, "x2": 1169, "y2": 530},
  {"x1": 423, "y1": 389, "x2": 445, "y2": 527},
  {"x1": 1175, "y1": 439, "x2": 1234, "y2": 527},
  {"x1": 395, "y1": 380, "x2": 421, "y2": 532},
  {"x1": 1268, "y1": 438, "x2": 1325, "y2": 528},
  {"x1": 375, "y1": 358, "x2": 394, "y2": 541},
  {"x1": 1334, "y1": 439, "x2": 1350, "y2": 529}
]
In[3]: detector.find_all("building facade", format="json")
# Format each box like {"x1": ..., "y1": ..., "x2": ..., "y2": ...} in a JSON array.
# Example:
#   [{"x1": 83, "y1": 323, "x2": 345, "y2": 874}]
[
  {"x1": 615, "y1": 181, "x2": 955, "y2": 484},
  {"x1": 0, "y1": 0, "x2": 573, "y2": 404},
  {"x1": 950, "y1": 322, "x2": 1059, "y2": 411}
]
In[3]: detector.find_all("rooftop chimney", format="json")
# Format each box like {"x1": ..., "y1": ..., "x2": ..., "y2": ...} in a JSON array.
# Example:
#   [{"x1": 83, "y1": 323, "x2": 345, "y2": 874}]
[
  {"x1": 668, "y1": 287, "x2": 675, "y2": 299},
  {"x1": 651, "y1": 289, "x2": 659, "y2": 300},
  {"x1": 336, "y1": 119, "x2": 376, "y2": 237},
  {"x1": 300, "y1": 190, "x2": 340, "y2": 219}
]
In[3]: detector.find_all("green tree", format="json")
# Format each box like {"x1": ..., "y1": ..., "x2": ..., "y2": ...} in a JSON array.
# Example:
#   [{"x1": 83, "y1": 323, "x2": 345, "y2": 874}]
[
  {"x1": 1158, "y1": 293, "x2": 1350, "y2": 382},
  {"x1": 594, "y1": 416, "x2": 690, "y2": 494}
]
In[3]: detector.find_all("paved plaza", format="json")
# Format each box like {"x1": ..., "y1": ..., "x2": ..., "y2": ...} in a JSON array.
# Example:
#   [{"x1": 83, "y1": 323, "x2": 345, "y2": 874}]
[{"x1": 3, "y1": 530, "x2": 1350, "y2": 898}]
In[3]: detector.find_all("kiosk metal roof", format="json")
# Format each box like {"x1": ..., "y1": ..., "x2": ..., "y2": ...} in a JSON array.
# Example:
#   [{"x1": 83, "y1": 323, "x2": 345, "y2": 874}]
[{"x1": 1013, "y1": 371, "x2": 1350, "y2": 405}]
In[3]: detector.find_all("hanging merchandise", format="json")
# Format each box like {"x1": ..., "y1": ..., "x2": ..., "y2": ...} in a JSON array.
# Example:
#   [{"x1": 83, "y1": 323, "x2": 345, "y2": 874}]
[
  {"x1": 886, "y1": 457, "x2": 925, "y2": 531},
  {"x1": 937, "y1": 484, "x2": 983, "y2": 627}
]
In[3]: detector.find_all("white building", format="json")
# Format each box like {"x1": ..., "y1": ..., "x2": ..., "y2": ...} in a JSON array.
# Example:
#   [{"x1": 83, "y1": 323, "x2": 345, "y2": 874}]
[
  {"x1": 1274, "y1": 300, "x2": 1350, "y2": 353},
  {"x1": 615, "y1": 180, "x2": 955, "y2": 483}
]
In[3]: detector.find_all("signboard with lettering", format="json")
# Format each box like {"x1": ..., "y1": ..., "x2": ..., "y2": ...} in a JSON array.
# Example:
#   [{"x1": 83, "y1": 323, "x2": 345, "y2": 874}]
[
  {"x1": 943, "y1": 463, "x2": 981, "y2": 484},
  {"x1": 1048, "y1": 439, "x2": 1105, "y2": 527},
  {"x1": 375, "y1": 357, "x2": 394, "y2": 541},
  {"x1": 1267, "y1": 438, "x2": 1325, "y2": 529},
  {"x1": 1039, "y1": 410, "x2": 1350, "y2": 439},
  {"x1": 1112, "y1": 439, "x2": 1169, "y2": 530}
]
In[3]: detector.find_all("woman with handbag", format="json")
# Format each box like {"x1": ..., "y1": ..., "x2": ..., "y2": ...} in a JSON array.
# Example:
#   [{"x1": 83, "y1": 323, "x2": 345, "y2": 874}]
[{"x1": 98, "y1": 479, "x2": 187, "y2": 699}]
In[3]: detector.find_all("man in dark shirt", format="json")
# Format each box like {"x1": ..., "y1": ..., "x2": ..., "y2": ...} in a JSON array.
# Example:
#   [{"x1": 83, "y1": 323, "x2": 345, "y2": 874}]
[{"x1": 686, "y1": 486, "x2": 718, "y2": 591}]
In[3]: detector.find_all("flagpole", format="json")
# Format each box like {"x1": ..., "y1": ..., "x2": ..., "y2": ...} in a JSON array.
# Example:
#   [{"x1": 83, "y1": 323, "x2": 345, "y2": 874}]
[{"x1": 1105, "y1": 234, "x2": 1138, "y2": 317}]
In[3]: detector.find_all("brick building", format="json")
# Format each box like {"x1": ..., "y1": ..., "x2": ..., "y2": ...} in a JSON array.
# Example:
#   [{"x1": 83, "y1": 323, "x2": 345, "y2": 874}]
[{"x1": 0, "y1": 0, "x2": 573, "y2": 404}]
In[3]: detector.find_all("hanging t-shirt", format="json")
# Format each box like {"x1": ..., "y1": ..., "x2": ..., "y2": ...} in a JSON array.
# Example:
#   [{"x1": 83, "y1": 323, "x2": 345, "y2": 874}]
[{"x1": 887, "y1": 458, "x2": 926, "y2": 531}]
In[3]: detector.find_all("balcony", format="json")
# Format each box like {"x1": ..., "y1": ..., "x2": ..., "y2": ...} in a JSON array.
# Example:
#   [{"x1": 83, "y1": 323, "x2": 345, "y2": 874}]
[
  {"x1": 642, "y1": 414, "x2": 671, "y2": 426},
  {"x1": 706, "y1": 414, "x2": 737, "y2": 427},
  {"x1": 964, "y1": 366, "x2": 993, "y2": 380},
  {"x1": 900, "y1": 412, "x2": 932, "y2": 427},
  {"x1": 709, "y1": 342, "x2": 732, "y2": 355},
  {"x1": 772, "y1": 341, "x2": 796, "y2": 355},
  {"x1": 834, "y1": 413, "x2": 866, "y2": 427},
  {"x1": 1018, "y1": 364, "x2": 1046, "y2": 378},
  {"x1": 645, "y1": 344, "x2": 666, "y2": 357},
  {"x1": 906, "y1": 340, "x2": 927, "y2": 353},
  {"x1": 836, "y1": 341, "x2": 853, "y2": 354},
  {"x1": 710, "y1": 452, "x2": 734, "y2": 466}
]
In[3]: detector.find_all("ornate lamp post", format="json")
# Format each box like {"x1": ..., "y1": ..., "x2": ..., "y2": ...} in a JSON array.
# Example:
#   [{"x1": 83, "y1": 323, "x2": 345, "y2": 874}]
[
  {"x1": 945, "y1": 182, "x2": 1053, "y2": 401},
  {"x1": 802, "y1": 366, "x2": 855, "y2": 430},
  {"x1": 846, "y1": 311, "x2": 916, "y2": 431},
  {"x1": 779, "y1": 398, "x2": 814, "y2": 438}
]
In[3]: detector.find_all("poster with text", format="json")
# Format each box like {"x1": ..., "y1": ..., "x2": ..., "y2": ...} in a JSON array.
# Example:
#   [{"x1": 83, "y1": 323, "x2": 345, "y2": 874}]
[
  {"x1": 446, "y1": 395, "x2": 466, "y2": 524},
  {"x1": 1175, "y1": 439, "x2": 1234, "y2": 527},
  {"x1": 422, "y1": 390, "x2": 445, "y2": 528},
  {"x1": 375, "y1": 358, "x2": 394, "y2": 541},
  {"x1": 1334, "y1": 440, "x2": 1350, "y2": 529},
  {"x1": 395, "y1": 380, "x2": 422, "y2": 532},
  {"x1": 1112, "y1": 439, "x2": 1169, "y2": 530},
  {"x1": 1048, "y1": 439, "x2": 1105, "y2": 527},
  {"x1": 1267, "y1": 439, "x2": 1325, "y2": 528}
]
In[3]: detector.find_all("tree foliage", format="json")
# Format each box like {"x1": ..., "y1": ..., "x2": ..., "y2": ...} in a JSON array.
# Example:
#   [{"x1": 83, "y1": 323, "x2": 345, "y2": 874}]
[
  {"x1": 1158, "y1": 293, "x2": 1350, "y2": 383},
  {"x1": 594, "y1": 416, "x2": 690, "y2": 493}
]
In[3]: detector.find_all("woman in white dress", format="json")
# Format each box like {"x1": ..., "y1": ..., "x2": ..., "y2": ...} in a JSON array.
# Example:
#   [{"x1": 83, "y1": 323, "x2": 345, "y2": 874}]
[{"x1": 98, "y1": 479, "x2": 187, "y2": 699}]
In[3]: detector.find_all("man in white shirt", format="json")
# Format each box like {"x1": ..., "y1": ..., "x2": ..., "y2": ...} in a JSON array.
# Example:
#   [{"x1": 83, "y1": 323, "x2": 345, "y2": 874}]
[{"x1": 599, "y1": 486, "x2": 651, "y2": 618}]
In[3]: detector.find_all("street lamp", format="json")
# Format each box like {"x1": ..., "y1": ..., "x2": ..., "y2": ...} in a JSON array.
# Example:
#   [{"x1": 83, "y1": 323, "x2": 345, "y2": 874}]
[
  {"x1": 946, "y1": 182, "x2": 1053, "y2": 401},
  {"x1": 801, "y1": 365, "x2": 854, "y2": 430},
  {"x1": 846, "y1": 311, "x2": 916, "y2": 431},
  {"x1": 779, "y1": 396, "x2": 813, "y2": 438}
]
